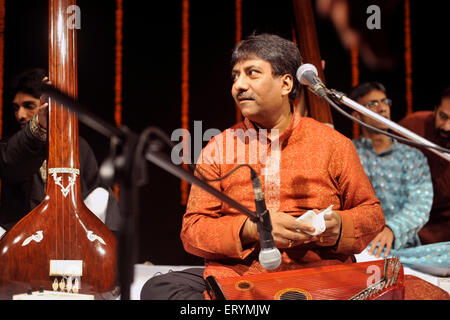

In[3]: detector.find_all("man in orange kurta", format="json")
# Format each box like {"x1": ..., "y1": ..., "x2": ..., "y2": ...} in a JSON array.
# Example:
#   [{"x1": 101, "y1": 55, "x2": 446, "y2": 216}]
[
  {"x1": 140, "y1": 33, "x2": 387, "y2": 300},
  {"x1": 180, "y1": 33, "x2": 385, "y2": 285},
  {"x1": 182, "y1": 108, "x2": 385, "y2": 281}
]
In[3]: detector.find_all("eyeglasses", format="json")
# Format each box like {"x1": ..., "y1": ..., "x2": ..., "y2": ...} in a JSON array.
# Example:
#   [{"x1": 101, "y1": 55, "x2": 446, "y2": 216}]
[{"x1": 365, "y1": 98, "x2": 392, "y2": 109}]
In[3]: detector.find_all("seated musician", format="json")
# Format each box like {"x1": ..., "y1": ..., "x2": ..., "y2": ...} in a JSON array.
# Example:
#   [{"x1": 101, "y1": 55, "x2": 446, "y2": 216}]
[
  {"x1": 349, "y1": 82, "x2": 434, "y2": 258},
  {"x1": 347, "y1": 82, "x2": 450, "y2": 280},
  {"x1": 141, "y1": 33, "x2": 386, "y2": 300},
  {"x1": 398, "y1": 86, "x2": 450, "y2": 245},
  {"x1": 0, "y1": 68, "x2": 121, "y2": 236}
]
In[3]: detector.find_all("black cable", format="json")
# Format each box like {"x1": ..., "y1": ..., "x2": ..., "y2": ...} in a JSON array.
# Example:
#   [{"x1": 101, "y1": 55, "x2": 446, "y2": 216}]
[
  {"x1": 137, "y1": 127, "x2": 260, "y2": 219},
  {"x1": 137, "y1": 127, "x2": 260, "y2": 185},
  {"x1": 195, "y1": 164, "x2": 255, "y2": 183}
]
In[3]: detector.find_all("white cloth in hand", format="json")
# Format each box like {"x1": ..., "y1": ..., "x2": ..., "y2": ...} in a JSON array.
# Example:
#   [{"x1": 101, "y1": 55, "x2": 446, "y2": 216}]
[{"x1": 296, "y1": 205, "x2": 333, "y2": 236}]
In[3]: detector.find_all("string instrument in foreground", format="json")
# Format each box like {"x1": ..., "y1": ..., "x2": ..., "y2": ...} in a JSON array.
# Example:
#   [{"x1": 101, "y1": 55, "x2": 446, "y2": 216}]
[
  {"x1": 206, "y1": 258, "x2": 404, "y2": 300},
  {"x1": 292, "y1": 0, "x2": 334, "y2": 126},
  {"x1": 0, "y1": 0, "x2": 117, "y2": 299}
]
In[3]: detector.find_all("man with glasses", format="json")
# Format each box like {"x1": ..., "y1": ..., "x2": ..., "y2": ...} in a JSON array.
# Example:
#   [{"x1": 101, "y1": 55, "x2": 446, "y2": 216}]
[{"x1": 349, "y1": 82, "x2": 433, "y2": 259}]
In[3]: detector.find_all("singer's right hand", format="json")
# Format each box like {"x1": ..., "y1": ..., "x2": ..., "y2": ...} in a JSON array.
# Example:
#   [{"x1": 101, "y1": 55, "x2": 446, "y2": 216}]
[
  {"x1": 37, "y1": 77, "x2": 51, "y2": 129},
  {"x1": 241, "y1": 212, "x2": 316, "y2": 248}
]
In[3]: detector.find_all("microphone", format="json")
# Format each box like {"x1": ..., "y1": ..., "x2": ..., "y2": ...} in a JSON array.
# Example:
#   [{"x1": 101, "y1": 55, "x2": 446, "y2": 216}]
[
  {"x1": 296, "y1": 63, "x2": 327, "y2": 97},
  {"x1": 250, "y1": 169, "x2": 282, "y2": 270}
]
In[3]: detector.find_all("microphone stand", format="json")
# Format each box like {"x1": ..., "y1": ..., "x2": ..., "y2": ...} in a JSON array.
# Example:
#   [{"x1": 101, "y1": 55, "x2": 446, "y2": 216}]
[
  {"x1": 42, "y1": 84, "x2": 260, "y2": 300},
  {"x1": 327, "y1": 89, "x2": 450, "y2": 162}
]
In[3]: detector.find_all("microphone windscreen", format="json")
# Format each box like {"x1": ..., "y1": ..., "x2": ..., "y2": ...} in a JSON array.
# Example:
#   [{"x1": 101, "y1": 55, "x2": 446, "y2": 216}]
[
  {"x1": 296, "y1": 63, "x2": 318, "y2": 85},
  {"x1": 259, "y1": 248, "x2": 282, "y2": 270}
]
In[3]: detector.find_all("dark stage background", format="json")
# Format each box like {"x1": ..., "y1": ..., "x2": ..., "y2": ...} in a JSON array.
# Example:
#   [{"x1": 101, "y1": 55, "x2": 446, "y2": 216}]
[{"x1": 2, "y1": 0, "x2": 449, "y2": 266}]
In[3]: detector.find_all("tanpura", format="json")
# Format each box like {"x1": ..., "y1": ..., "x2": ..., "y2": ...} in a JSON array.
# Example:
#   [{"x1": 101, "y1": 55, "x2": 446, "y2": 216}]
[
  {"x1": 0, "y1": 0, "x2": 117, "y2": 300},
  {"x1": 292, "y1": 0, "x2": 334, "y2": 126}
]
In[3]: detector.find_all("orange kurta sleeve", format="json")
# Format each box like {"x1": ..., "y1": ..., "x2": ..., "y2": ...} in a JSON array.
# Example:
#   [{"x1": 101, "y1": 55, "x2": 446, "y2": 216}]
[
  {"x1": 181, "y1": 135, "x2": 257, "y2": 260},
  {"x1": 329, "y1": 138, "x2": 385, "y2": 254}
]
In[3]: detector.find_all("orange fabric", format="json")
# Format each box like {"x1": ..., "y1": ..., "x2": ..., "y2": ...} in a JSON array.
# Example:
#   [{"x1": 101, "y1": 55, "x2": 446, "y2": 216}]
[
  {"x1": 181, "y1": 110, "x2": 384, "y2": 280},
  {"x1": 403, "y1": 275, "x2": 450, "y2": 300}
]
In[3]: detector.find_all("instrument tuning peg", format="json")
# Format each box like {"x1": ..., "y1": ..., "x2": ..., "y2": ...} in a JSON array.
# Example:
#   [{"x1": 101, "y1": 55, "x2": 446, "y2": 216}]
[{"x1": 52, "y1": 278, "x2": 59, "y2": 291}]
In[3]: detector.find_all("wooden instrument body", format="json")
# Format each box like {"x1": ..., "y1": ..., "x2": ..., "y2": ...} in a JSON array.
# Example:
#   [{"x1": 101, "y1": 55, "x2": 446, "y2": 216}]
[
  {"x1": 0, "y1": 192, "x2": 117, "y2": 299},
  {"x1": 0, "y1": 0, "x2": 117, "y2": 299},
  {"x1": 207, "y1": 260, "x2": 404, "y2": 300},
  {"x1": 292, "y1": 0, "x2": 334, "y2": 125}
]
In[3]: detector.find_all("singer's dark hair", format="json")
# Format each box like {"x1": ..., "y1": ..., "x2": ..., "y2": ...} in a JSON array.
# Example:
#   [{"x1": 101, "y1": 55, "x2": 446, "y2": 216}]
[
  {"x1": 348, "y1": 82, "x2": 387, "y2": 102},
  {"x1": 8, "y1": 68, "x2": 47, "y2": 102},
  {"x1": 231, "y1": 33, "x2": 303, "y2": 103}
]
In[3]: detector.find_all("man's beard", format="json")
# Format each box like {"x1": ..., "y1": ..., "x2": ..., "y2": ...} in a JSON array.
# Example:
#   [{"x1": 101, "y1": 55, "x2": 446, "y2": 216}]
[
  {"x1": 434, "y1": 114, "x2": 450, "y2": 147},
  {"x1": 436, "y1": 128, "x2": 450, "y2": 144}
]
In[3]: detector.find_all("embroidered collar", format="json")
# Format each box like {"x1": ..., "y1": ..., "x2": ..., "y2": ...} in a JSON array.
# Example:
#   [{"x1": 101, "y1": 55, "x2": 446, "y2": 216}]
[{"x1": 242, "y1": 107, "x2": 301, "y2": 144}]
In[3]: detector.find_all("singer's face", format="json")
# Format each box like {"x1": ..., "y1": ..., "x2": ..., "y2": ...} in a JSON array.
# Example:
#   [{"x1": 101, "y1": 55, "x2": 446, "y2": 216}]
[
  {"x1": 434, "y1": 97, "x2": 450, "y2": 143},
  {"x1": 357, "y1": 89, "x2": 391, "y2": 130},
  {"x1": 231, "y1": 58, "x2": 291, "y2": 127},
  {"x1": 12, "y1": 92, "x2": 41, "y2": 128}
]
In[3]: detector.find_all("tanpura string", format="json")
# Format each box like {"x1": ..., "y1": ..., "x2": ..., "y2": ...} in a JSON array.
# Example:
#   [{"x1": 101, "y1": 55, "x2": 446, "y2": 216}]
[
  {"x1": 61, "y1": 105, "x2": 63, "y2": 259},
  {"x1": 60, "y1": 70, "x2": 63, "y2": 259},
  {"x1": 404, "y1": 0, "x2": 413, "y2": 116},
  {"x1": 63, "y1": 4, "x2": 67, "y2": 259},
  {"x1": 181, "y1": 0, "x2": 189, "y2": 205},
  {"x1": 69, "y1": 69, "x2": 73, "y2": 257},
  {"x1": 50, "y1": 1, "x2": 57, "y2": 258}
]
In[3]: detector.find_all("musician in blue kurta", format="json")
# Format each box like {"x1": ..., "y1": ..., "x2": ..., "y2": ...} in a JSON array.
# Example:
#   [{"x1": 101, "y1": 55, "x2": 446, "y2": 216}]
[
  {"x1": 353, "y1": 136, "x2": 433, "y2": 251},
  {"x1": 348, "y1": 82, "x2": 449, "y2": 271}
]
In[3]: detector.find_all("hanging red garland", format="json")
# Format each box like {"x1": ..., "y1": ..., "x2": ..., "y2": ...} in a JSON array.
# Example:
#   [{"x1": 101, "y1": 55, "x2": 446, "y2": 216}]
[
  {"x1": 115, "y1": 0, "x2": 123, "y2": 129},
  {"x1": 0, "y1": 0, "x2": 4, "y2": 197},
  {"x1": 235, "y1": 0, "x2": 242, "y2": 123},
  {"x1": 404, "y1": 0, "x2": 413, "y2": 115},
  {"x1": 181, "y1": 0, "x2": 190, "y2": 205},
  {"x1": 351, "y1": 44, "x2": 360, "y2": 139},
  {"x1": 113, "y1": 0, "x2": 123, "y2": 201},
  {"x1": 0, "y1": 0, "x2": 4, "y2": 140}
]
